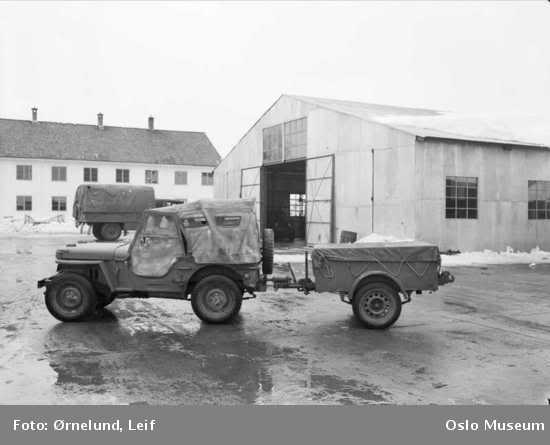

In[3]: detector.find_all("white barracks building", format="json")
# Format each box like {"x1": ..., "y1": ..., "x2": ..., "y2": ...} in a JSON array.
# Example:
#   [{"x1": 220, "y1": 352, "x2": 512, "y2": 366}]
[{"x1": 0, "y1": 108, "x2": 220, "y2": 221}]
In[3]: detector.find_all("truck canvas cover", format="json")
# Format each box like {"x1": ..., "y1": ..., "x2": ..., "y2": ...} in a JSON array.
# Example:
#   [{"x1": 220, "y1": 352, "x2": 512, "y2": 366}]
[
  {"x1": 150, "y1": 199, "x2": 261, "y2": 265},
  {"x1": 73, "y1": 184, "x2": 155, "y2": 219}
]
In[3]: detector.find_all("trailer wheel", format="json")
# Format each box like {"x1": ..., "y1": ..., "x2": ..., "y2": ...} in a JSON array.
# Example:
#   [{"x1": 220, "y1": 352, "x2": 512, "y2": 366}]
[
  {"x1": 191, "y1": 275, "x2": 243, "y2": 323},
  {"x1": 352, "y1": 282, "x2": 402, "y2": 329},
  {"x1": 45, "y1": 273, "x2": 97, "y2": 322},
  {"x1": 262, "y1": 228, "x2": 275, "y2": 275},
  {"x1": 100, "y1": 223, "x2": 122, "y2": 242}
]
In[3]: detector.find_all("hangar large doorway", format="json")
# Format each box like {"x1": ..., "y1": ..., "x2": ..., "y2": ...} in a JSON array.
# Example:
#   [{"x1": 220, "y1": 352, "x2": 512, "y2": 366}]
[
  {"x1": 264, "y1": 160, "x2": 306, "y2": 242},
  {"x1": 240, "y1": 156, "x2": 334, "y2": 245}
]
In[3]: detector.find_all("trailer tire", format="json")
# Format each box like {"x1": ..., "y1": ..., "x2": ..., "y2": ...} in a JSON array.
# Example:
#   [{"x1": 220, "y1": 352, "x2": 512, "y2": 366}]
[
  {"x1": 45, "y1": 273, "x2": 97, "y2": 322},
  {"x1": 191, "y1": 275, "x2": 243, "y2": 324},
  {"x1": 352, "y1": 282, "x2": 402, "y2": 329},
  {"x1": 262, "y1": 228, "x2": 275, "y2": 275}
]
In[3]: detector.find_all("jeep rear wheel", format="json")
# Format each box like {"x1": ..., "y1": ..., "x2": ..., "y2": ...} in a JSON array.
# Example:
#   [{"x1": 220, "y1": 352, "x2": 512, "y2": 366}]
[
  {"x1": 45, "y1": 273, "x2": 97, "y2": 322},
  {"x1": 191, "y1": 275, "x2": 243, "y2": 323},
  {"x1": 352, "y1": 282, "x2": 402, "y2": 329}
]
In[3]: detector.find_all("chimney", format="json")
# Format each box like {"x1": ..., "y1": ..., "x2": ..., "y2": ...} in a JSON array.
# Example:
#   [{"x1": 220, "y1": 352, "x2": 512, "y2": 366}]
[
  {"x1": 97, "y1": 113, "x2": 104, "y2": 129},
  {"x1": 148, "y1": 116, "x2": 154, "y2": 130},
  {"x1": 31, "y1": 107, "x2": 38, "y2": 122}
]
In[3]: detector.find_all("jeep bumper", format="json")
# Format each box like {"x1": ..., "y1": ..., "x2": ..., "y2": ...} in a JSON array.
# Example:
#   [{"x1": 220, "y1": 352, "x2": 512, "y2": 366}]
[{"x1": 37, "y1": 276, "x2": 56, "y2": 288}]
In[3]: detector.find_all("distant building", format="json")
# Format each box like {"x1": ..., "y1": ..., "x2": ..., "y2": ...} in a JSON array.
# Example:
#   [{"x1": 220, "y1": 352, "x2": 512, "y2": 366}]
[
  {"x1": 214, "y1": 94, "x2": 550, "y2": 251},
  {"x1": 0, "y1": 109, "x2": 220, "y2": 221}
]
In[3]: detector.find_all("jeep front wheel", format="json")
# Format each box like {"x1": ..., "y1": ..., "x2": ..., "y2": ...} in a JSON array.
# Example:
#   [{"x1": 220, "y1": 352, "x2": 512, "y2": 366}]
[
  {"x1": 191, "y1": 275, "x2": 243, "y2": 323},
  {"x1": 45, "y1": 273, "x2": 97, "y2": 322}
]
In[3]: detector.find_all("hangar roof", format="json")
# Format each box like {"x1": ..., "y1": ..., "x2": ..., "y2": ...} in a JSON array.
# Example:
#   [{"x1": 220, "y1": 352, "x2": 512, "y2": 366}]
[{"x1": 289, "y1": 95, "x2": 550, "y2": 149}]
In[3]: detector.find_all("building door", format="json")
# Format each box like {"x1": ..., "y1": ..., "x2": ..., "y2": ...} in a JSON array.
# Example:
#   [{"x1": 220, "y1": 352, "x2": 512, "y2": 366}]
[
  {"x1": 240, "y1": 166, "x2": 263, "y2": 226},
  {"x1": 306, "y1": 154, "x2": 334, "y2": 244}
]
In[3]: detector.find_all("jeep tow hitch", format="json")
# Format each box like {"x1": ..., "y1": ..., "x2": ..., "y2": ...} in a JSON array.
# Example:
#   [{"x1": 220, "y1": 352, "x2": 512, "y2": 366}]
[{"x1": 269, "y1": 251, "x2": 316, "y2": 295}]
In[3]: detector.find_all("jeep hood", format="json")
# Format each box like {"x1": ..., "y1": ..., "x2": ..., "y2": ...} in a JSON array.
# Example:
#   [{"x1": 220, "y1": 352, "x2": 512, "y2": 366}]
[{"x1": 56, "y1": 241, "x2": 130, "y2": 261}]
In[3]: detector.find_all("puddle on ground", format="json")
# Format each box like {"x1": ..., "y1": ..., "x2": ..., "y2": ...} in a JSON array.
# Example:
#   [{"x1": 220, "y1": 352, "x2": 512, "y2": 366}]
[{"x1": 42, "y1": 306, "x2": 390, "y2": 405}]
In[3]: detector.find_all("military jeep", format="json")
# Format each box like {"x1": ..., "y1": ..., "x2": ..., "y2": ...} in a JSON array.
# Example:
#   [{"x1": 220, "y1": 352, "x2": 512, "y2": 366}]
[{"x1": 39, "y1": 199, "x2": 273, "y2": 324}]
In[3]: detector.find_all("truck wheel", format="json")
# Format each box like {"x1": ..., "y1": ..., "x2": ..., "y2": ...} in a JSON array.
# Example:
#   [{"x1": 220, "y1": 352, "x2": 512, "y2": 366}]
[
  {"x1": 100, "y1": 223, "x2": 122, "y2": 241},
  {"x1": 92, "y1": 224, "x2": 102, "y2": 240},
  {"x1": 45, "y1": 273, "x2": 97, "y2": 322},
  {"x1": 191, "y1": 275, "x2": 243, "y2": 324},
  {"x1": 352, "y1": 282, "x2": 402, "y2": 329},
  {"x1": 262, "y1": 228, "x2": 275, "y2": 275}
]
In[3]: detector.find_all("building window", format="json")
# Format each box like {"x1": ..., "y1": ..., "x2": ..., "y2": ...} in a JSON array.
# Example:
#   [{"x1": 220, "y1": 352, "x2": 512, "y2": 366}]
[
  {"x1": 263, "y1": 124, "x2": 283, "y2": 163},
  {"x1": 528, "y1": 180, "x2": 550, "y2": 219},
  {"x1": 52, "y1": 196, "x2": 67, "y2": 211},
  {"x1": 289, "y1": 193, "x2": 306, "y2": 217},
  {"x1": 16, "y1": 195, "x2": 32, "y2": 211},
  {"x1": 51, "y1": 166, "x2": 67, "y2": 181},
  {"x1": 83, "y1": 167, "x2": 98, "y2": 182},
  {"x1": 145, "y1": 170, "x2": 159, "y2": 184},
  {"x1": 201, "y1": 172, "x2": 214, "y2": 186},
  {"x1": 284, "y1": 117, "x2": 307, "y2": 160},
  {"x1": 16, "y1": 165, "x2": 32, "y2": 180},
  {"x1": 445, "y1": 176, "x2": 478, "y2": 219},
  {"x1": 116, "y1": 169, "x2": 130, "y2": 183},
  {"x1": 175, "y1": 171, "x2": 188, "y2": 185}
]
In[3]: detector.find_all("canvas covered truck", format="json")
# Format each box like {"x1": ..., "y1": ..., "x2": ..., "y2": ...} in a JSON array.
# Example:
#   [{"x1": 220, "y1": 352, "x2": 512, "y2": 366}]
[
  {"x1": 39, "y1": 198, "x2": 454, "y2": 328},
  {"x1": 73, "y1": 184, "x2": 156, "y2": 241}
]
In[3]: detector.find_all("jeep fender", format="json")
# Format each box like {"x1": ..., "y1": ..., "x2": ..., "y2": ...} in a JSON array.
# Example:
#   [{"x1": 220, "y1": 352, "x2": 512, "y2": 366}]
[
  {"x1": 349, "y1": 271, "x2": 410, "y2": 304},
  {"x1": 54, "y1": 260, "x2": 116, "y2": 292}
]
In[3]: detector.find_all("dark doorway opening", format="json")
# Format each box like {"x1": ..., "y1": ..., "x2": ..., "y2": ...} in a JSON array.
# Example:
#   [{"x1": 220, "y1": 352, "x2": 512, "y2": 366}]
[{"x1": 264, "y1": 160, "x2": 306, "y2": 242}]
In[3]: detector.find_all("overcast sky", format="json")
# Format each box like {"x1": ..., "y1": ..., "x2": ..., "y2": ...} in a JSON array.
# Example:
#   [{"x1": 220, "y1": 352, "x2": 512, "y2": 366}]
[{"x1": 1, "y1": 1, "x2": 549, "y2": 156}]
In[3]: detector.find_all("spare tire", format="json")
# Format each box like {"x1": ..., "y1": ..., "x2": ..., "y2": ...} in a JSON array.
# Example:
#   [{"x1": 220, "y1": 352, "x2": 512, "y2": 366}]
[{"x1": 262, "y1": 228, "x2": 275, "y2": 275}]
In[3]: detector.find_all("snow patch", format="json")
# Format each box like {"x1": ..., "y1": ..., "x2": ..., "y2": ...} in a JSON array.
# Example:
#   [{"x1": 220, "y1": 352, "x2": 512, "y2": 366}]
[
  {"x1": 441, "y1": 246, "x2": 550, "y2": 266},
  {"x1": 355, "y1": 233, "x2": 414, "y2": 243},
  {"x1": 0, "y1": 217, "x2": 82, "y2": 235}
]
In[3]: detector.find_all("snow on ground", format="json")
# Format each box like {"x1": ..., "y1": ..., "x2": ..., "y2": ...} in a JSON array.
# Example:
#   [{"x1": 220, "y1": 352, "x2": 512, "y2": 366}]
[
  {"x1": 441, "y1": 247, "x2": 550, "y2": 267},
  {"x1": 0, "y1": 217, "x2": 82, "y2": 235}
]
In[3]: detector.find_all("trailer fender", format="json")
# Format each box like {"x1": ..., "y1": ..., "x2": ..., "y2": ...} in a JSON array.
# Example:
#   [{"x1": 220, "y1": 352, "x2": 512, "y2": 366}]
[{"x1": 348, "y1": 272, "x2": 410, "y2": 305}]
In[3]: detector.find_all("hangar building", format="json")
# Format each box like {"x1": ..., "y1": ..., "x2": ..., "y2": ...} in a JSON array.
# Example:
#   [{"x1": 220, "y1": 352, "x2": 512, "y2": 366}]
[{"x1": 214, "y1": 95, "x2": 550, "y2": 251}]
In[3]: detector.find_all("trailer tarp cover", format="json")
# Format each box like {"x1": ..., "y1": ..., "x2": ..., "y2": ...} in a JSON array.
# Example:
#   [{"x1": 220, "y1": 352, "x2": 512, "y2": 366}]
[
  {"x1": 312, "y1": 242, "x2": 440, "y2": 279},
  {"x1": 312, "y1": 241, "x2": 440, "y2": 263},
  {"x1": 73, "y1": 184, "x2": 155, "y2": 218},
  {"x1": 150, "y1": 199, "x2": 261, "y2": 264}
]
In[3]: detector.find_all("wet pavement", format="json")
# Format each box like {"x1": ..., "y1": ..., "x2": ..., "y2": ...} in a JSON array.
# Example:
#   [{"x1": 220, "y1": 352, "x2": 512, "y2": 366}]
[{"x1": 1, "y1": 235, "x2": 549, "y2": 405}]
